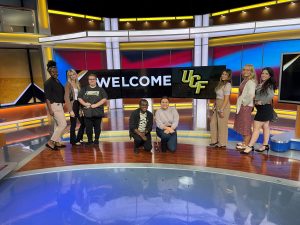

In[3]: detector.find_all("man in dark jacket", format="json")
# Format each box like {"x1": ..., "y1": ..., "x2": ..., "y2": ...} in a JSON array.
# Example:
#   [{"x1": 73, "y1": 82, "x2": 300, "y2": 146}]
[{"x1": 129, "y1": 99, "x2": 153, "y2": 154}]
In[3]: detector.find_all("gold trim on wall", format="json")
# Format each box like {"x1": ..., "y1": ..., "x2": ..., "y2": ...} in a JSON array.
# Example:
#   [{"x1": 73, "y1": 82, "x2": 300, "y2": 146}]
[
  {"x1": 53, "y1": 43, "x2": 106, "y2": 50},
  {"x1": 0, "y1": 33, "x2": 45, "y2": 44},
  {"x1": 120, "y1": 41, "x2": 194, "y2": 50},
  {"x1": 209, "y1": 29, "x2": 300, "y2": 46}
]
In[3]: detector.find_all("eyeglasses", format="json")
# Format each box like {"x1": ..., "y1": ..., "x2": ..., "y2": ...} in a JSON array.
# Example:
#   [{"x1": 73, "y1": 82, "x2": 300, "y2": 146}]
[{"x1": 89, "y1": 79, "x2": 96, "y2": 80}]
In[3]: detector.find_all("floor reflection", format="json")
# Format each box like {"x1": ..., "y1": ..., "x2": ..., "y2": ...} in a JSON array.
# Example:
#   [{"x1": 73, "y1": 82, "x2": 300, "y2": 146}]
[{"x1": 0, "y1": 167, "x2": 299, "y2": 225}]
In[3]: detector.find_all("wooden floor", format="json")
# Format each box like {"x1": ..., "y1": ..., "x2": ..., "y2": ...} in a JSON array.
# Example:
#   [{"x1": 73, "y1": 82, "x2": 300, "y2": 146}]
[{"x1": 18, "y1": 142, "x2": 300, "y2": 182}]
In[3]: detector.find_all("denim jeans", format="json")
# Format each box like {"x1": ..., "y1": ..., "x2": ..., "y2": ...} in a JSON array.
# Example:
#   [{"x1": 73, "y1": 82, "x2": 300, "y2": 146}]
[{"x1": 156, "y1": 127, "x2": 177, "y2": 152}]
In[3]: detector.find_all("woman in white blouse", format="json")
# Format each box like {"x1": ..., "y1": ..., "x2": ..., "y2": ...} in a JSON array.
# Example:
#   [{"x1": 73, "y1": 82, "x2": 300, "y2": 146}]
[{"x1": 209, "y1": 69, "x2": 232, "y2": 148}]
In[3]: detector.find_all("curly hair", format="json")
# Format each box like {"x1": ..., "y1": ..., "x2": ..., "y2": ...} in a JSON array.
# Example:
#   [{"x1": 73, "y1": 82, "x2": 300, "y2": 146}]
[{"x1": 47, "y1": 60, "x2": 56, "y2": 71}]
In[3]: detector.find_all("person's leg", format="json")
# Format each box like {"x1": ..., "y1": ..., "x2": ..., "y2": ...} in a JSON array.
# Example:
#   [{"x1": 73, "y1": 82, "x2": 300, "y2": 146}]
[
  {"x1": 84, "y1": 117, "x2": 93, "y2": 144},
  {"x1": 156, "y1": 127, "x2": 169, "y2": 152},
  {"x1": 69, "y1": 116, "x2": 77, "y2": 144},
  {"x1": 210, "y1": 110, "x2": 218, "y2": 145},
  {"x1": 50, "y1": 103, "x2": 67, "y2": 146},
  {"x1": 248, "y1": 121, "x2": 264, "y2": 147},
  {"x1": 143, "y1": 133, "x2": 152, "y2": 152},
  {"x1": 217, "y1": 106, "x2": 230, "y2": 147},
  {"x1": 167, "y1": 131, "x2": 177, "y2": 152},
  {"x1": 262, "y1": 121, "x2": 270, "y2": 145},
  {"x1": 76, "y1": 116, "x2": 85, "y2": 143},
  {"x1": 132, "y1": 133, "x2": 143, "y2": 153},
  {"x1": 93, "y1": 117, "x2": 102, "y2": 144},
  {"x1": 256, "y1": 121, "x2": 270, "y2": 152},
  {"x1": 242, "y1": 121, "x2": 264, "y2": 154}
]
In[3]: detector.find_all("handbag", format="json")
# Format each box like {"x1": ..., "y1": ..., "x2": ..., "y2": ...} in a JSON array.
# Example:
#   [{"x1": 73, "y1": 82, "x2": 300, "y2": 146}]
[
  {"x1": 271, "y1": 108, "x2": 278, "y2": 122},
  {"x1": 271, "y1": 100, "x2": 278, "y2": 122}
]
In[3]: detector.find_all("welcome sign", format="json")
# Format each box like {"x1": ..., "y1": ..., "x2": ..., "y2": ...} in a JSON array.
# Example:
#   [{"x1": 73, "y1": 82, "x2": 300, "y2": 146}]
[{"x1": 78, "y1": 66, "x2": 225, "y2": 99}]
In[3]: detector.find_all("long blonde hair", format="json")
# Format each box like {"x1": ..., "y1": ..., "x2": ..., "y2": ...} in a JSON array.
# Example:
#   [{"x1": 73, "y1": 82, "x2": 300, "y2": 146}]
[
  {"x1": 67, "y1": 69, "x2": 80, "y2": 90},
  {"x1": 242, "y1": 64, "x2": 257, "y2": 82}
]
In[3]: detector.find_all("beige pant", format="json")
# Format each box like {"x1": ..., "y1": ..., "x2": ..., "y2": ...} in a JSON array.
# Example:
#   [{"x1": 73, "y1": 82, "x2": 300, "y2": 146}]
[
  {"x1": 210, "y1": 99, "x2": 230, "y2": 146},
  {"x1": 50, "y1": 103, "x2": 67, "y2": 142}
]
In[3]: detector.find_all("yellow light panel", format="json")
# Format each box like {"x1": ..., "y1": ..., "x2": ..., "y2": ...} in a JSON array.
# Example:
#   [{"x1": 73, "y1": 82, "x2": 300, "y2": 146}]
[
  {"x1": 229, "y1": 1, "x2": 277, "y2": 13},
  {"x1": 212, "y1": 10, "x2": 230, "y2": 16},
  {"x1": 175, "y1": 16, "x2": 194, "y2": 20},
  {"x1": 137, "y1": 17, "x2": 176, "y2": 21},
  {"x1": 119, "y1": 18, "x2": 137, "y2": 22},
  {"x1": 85, "y1": 15, "x2": 102, "y2": 21},
  {"x1": 277, "y1": 0, "x2": 294, "y2": 3},
  {"x1": 48, "y1": 9, "x2": 85, "y2": 18}
]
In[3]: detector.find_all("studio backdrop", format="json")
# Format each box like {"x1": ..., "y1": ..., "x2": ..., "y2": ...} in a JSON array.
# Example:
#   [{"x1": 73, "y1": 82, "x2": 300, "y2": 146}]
[{"x1": 76, "y1": 66, "x2": 225, "y2": 99}]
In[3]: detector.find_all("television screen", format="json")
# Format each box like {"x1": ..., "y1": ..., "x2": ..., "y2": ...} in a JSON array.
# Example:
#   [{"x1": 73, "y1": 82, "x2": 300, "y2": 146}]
[{"x1": 279, "y1": 53, "x2": 300, "y2": 104}]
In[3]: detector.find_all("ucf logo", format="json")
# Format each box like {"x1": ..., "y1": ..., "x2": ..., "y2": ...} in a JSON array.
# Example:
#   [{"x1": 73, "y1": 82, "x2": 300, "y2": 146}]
[{"x1": 181, "y1": 70, "x2": 208, "y2": 94}]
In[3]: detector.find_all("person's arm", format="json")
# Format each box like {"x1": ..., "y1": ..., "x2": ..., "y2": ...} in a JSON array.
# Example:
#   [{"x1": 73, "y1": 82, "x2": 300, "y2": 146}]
[
  {"x1": 170, "y1": 108, "x2": 179, "y2": 130},
  {"x1": 91, "y1": 88, "x2": 108, "y2": 108},
  {"x1": 64, "y1": 83, "x2": 74, "y2": 117},
  {"x1": 155, "y1": 110, "x2": 165, "y2": 130},
  {"x1": 241, "y1": 80, "x2": 256, "y2": 106},
  {"x1": 92, "y1": 98, "x2": 107, "y2": 108},
  {"x1": 146, "y1": 112, "x2": 153, "y2": 134},
  {"x1": 44, "y1": 81, "x2": 54, "y2": 116},
  {"x1": 45, "y1": 99, "x2": 54, "y2": 116},
  {"x1": 77, "y1": 87, "x2": 91, "y2": 108}
]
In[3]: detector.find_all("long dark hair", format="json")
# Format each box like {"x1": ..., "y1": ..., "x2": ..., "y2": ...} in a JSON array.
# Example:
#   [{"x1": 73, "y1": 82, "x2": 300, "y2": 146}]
[
  {"x1": 215, "y1": 69, "x2": 232, "y2": 91},
  {"x1": 259, "y1": 67, "x2": 277, "y2": 94}
]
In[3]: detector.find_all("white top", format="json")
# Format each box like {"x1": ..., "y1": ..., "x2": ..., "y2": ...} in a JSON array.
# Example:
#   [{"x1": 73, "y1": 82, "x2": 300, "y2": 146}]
[
  {"x1": 74, "y1": 88, "x2": 78, "y2": 100},
  {"x1": 236, "y1": 79, "x2": 256, "y2": 114},
  {"x1": 215, "y1": 83, "x2": 232, "y2": 100},
  {"x1": 138, "y1": 112, "x2": 147, "y2": 132}
]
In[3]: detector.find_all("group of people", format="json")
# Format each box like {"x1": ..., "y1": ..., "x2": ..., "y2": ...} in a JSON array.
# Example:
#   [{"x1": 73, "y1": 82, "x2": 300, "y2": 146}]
[
  {"x1": 44, "y1": 60, "x2": 179, "y2": 153},
  {"x1": 44, "y1": 60, "x2": 107, "y2": 150},
  {"x1": 129, "y1": 97, "x2": 179, "y2": 154},
  {"x1": 209, "y1": 64, "x2": 277, "y2": 155},
  {"x1": 44, "y1": 59, "x2": 276, "y2": 154}
]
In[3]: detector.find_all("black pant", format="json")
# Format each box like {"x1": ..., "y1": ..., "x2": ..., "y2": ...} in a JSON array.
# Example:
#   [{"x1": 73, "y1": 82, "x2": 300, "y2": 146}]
[
  {"x1": 70, "y1": 116, "x2": 85, "y2": 144},
  {"x1": 85, "y1": 117, "x2": 102, "y2": 142},
  {"x1": 70, "y1": 100, "x2": 85, "y2": 144},
  {"x1": 132, "y1": 133, "x2": 152, "y2": 151}
]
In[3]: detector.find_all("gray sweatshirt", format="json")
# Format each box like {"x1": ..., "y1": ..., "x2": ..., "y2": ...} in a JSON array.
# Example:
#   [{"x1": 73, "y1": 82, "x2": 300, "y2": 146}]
[{"x1": 155, "y1": 107, "x2": 179, "y2": 130}]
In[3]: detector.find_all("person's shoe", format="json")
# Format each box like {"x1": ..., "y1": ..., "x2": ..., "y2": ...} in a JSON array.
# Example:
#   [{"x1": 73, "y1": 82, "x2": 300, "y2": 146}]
[
  {"x1": 55, "y1": 142, "x2": 66, "y2": 148},
  {"x1": 134, "y1": 147, "x2": 139, "y2": 154},
  {"x1": 236, "y1": 144, "x2": 246, "y2": 151},
  {"x1": 45, "y1": 143, "x2": 58, "y2": 151},
  {"x1": 208, "y1": 142, "x2": 218, "y2": 148},
  {"x1": 255, "y1": 145, "x2": 270, "y2": 153},
  {"x1": 85, "y1": 141, "x2": 93, "y2": 146},
  {"x1": 216, "y1": 145, "x2": 226, "y2": 149},
  {"x1": 94, "y1": 140, "x2": 99, "y2": 145},
  {"x1": 161, "y1": 142, "x2": 167, "y2": 152},
  {"x1": 71, "y1": 142, "x2": 81, "y2": 146},
  {"x1": 240, "y1": 146, "x2": 254, "y2": 155}
]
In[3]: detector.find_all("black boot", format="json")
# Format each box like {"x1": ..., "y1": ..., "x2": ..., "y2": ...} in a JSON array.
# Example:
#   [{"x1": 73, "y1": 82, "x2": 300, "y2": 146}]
[{"x1": 161, "y1": 141, "x2": 167, "y2": 152}]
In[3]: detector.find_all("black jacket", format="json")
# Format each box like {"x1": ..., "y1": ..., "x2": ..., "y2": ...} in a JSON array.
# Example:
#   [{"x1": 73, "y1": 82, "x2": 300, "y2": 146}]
[{"x1": 129, "y1": 108, "x2": 153, "y2": 138}]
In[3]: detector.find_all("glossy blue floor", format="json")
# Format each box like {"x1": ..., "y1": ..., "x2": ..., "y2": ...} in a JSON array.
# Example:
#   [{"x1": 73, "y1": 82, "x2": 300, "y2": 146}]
[{"x1": 1, "y1": 165, "x2": 300, "y2": 225}]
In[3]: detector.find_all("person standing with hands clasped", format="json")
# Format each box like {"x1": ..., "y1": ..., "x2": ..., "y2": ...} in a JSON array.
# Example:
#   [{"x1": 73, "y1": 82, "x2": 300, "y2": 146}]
[
  {"x1": 78, "y1": 74, "x2": 107, "y2": 145},
  {"x1": 44, "y1": 60, "x2": 67, "y2": 150},
  {"x1": 209, "y1": 69, "x2": 232, "y2": 149}
]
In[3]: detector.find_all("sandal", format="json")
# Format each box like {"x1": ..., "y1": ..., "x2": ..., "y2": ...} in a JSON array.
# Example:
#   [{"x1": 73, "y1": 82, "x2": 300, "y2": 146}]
[
  {"x1": 55, "y1": 142, "x2": 66, "y2": 148},
  {"x1": 45, "y1": 143, "x2": 58, "y2": 150}
]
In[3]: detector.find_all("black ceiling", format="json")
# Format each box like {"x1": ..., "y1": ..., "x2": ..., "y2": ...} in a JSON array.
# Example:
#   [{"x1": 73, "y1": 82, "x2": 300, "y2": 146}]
[{"x1": 47, "y1": 0, "x2": 270, "y2": 18}]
